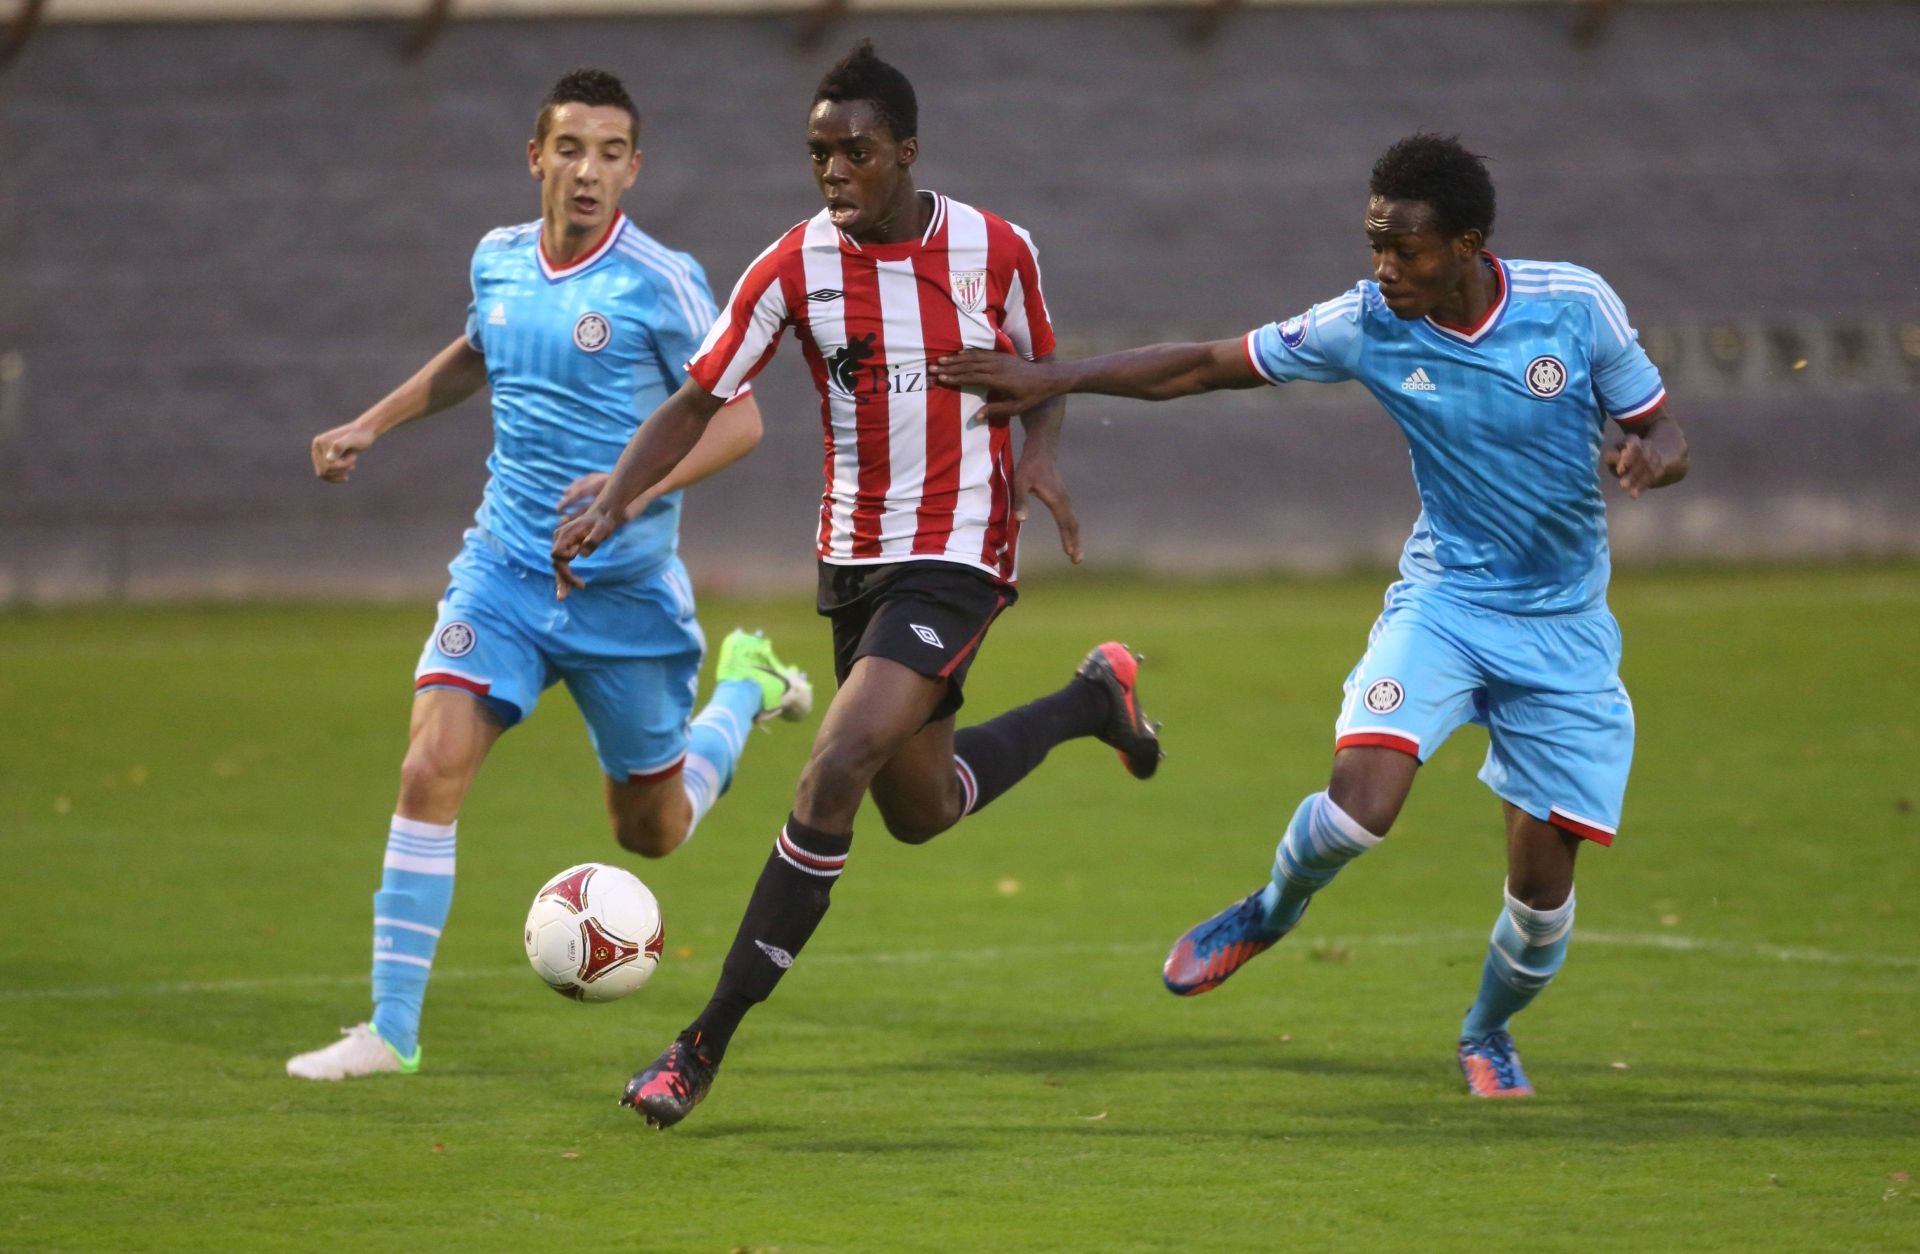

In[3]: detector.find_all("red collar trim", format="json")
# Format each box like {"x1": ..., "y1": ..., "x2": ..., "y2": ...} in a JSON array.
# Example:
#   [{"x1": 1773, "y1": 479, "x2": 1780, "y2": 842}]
[
  {"x1": 539, "y1": 211, "x2": 626, "y2": 281},
  {"x1": 1424, "y1": 253, "x2": 1506, "y2": 344}
]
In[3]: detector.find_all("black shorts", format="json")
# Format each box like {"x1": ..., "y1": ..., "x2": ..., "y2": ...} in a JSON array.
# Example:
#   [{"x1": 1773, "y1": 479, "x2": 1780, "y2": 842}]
[{"x1": 817, "y1": 560, "x2": 1017, "y2": 722}]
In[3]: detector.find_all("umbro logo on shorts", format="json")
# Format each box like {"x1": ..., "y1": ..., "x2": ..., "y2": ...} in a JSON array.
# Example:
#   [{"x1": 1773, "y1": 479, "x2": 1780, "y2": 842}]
[
  {"x1": 910, "y1": 623, "x2": 945, "y2": 648},
  {"x1": 755, "y1": 940, "x2": 794, "y2": 969},
  {"x1": 1401, "y1": 368, "x2": 1438, "y2": 393}
]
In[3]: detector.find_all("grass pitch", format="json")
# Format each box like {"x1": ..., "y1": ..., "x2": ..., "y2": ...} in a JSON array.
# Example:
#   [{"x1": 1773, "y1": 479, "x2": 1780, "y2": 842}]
[{"x1": 2, "y1": 567, "x2": 1916, "y2": 1251}]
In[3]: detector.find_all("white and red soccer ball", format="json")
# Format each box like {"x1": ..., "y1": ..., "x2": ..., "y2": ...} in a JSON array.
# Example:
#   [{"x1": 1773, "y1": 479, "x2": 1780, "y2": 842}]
[{"x1": 523, "y1": 863, "x2": 663, "y2": 1002}]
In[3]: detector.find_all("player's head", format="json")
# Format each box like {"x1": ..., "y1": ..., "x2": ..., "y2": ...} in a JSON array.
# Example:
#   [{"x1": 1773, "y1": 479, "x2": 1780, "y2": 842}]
[
  {"x1": 1363, "y1": 133, "x2": 1497, "y2": 320},
  {"x1": 808, "y1": 40, "x2": 920, "y2": 240},
  {"x1": 528, "y1": 68, "x2": 643, "y2": 239}
]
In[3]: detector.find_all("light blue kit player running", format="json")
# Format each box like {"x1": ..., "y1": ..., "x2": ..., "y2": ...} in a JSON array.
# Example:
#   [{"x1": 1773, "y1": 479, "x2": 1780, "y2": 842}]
[
  {"x1": 933, "y1": 134, "x2": 1690, "y2": 1098},
  {"x1": 289, "y1": 69, "x2": 811, "y2": 1082}
]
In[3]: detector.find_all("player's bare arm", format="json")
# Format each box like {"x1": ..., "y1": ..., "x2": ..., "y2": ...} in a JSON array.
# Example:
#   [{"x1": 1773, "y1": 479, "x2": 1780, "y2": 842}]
[
  {"x1": 558, "y1": 394, "x2": 764, "y2": 522},
  {"x1": 549, "y1": 378, "x2": 725, "y2": 595},
  {"x1": 310, "y1": 336, "x2": 488, "y2": 483},
  {"x1": 1007, "y1": 354, "x2": 1084, "y2": 564},
  {"x1": 1604, "y1": 407, "x2": 1690, "y2": 499},
  {"x1": 934, "y1": 337, "x2": 1262, "y2": 422}
]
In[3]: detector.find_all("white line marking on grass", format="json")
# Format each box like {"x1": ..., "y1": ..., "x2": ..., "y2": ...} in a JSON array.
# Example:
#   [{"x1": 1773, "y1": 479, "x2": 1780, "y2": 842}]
[{"x1": 4, "y1": 931, "x2": 1913, "y2": 1003}]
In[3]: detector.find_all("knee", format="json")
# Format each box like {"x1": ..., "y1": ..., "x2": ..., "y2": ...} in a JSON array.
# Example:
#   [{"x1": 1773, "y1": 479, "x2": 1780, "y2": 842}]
[
  {"x1": 613, "y1": 813, "x2": 683, "y2": 860},
  {"x1": 879, "y1": 810, "x2": 948, "y2": 846},
  {"x1": 797, "y1": 734, "x2": 889, "y2": 810},
  {"x1": 398, "y1": 743, "x2": 467, "y2": 812},
  {"x1": 1325, "y1": 776, "x2": 1398, "y2": 838}
]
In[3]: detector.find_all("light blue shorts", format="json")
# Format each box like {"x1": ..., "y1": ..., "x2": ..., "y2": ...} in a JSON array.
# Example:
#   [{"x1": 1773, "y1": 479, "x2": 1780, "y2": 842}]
[
  {"x1": 1334, "y1": 581, "x2": 1634, "y2": 846},
  {"x1": 413, "y1": 532, "x2": 705, "y2": 781}
]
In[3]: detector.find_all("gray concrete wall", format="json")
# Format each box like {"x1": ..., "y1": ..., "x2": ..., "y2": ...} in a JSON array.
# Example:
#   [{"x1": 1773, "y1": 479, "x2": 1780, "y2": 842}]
[{"x1": 2, "y1": 5, "x2": 1916, "y2": 603}]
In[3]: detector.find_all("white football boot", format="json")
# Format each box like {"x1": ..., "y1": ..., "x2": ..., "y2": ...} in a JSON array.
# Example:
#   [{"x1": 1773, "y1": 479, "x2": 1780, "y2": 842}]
[{"x1": 286, "y1": 1022, "x2": 418, "y2": 1080}]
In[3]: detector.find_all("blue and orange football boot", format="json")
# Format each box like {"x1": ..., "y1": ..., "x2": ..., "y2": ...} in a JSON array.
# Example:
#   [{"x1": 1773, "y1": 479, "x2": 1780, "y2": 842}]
[
  {"x1": 621, "y1": 1032, "x2": 718, "y2": 1128},
  {"x1": 1076, "y1": 642, "x2": 1163, "y2": 780},
  {"x1": 1458, "y1": 1030, "x2": 1535, "y2": 1098},
  {"x1": 1162, "y1": 890, "x2": 1300, "y2": 996}
]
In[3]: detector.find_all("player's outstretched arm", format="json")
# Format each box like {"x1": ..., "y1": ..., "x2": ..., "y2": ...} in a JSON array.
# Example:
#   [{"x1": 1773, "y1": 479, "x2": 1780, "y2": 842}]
[
  {"x1": 1603, "y1": 408, "x2": 1690, "y2": 499},
  {"x1": 309, "y1": 336, "x2": 487, "y2": 483},
  {"x1": 1010, "y1": 355, "x2": 1082, "y2": 564},
  {"x1": 934, "y1": 338, "x2": 1262, "y2": 422},
  {"x1": 551, "y1": 379, "x2": 726, "y2": 597},
  {"x1": 558, "y1": 394, "x2": 764, "y2": 523}
]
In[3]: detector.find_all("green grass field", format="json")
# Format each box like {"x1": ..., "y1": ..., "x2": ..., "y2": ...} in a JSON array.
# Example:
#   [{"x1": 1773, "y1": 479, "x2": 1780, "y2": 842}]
[{"x1": 3, "y1": 567, "x2": 1916, "y2": 1251}]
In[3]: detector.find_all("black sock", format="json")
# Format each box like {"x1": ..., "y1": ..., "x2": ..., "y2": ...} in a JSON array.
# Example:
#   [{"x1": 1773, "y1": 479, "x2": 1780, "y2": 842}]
[
  {"x1": 952, "y1": 676, "x2": 1108, "y2": 816},
  {"x1": 685, "y1": 815, "x2": 851, "y2": 1065}
]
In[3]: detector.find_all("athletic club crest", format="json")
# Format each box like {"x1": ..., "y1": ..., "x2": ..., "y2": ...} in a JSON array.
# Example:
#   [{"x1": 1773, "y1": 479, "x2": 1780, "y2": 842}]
[
  {"x1": 573, "y1": 311, "x2": 611, "y2": 353},
  {"x1": 1363, "y1": 678, "x2": 1405, "y2": 715},
  {"x1": 950, "y1": 268, "x2": 987, "y2": 316},
  {"x1": 436, "y1": 621, "x2": 477, "y2": 658},
  {"x1": 1524, "y1": 355, "x2": 1567, "y2": 398}
]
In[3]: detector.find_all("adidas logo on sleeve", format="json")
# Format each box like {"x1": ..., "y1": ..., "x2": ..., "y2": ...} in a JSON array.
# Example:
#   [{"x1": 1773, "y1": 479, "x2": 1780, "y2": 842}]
[{"x1": 1401, "y1": 367, "x2": 1438, "y2": 393}]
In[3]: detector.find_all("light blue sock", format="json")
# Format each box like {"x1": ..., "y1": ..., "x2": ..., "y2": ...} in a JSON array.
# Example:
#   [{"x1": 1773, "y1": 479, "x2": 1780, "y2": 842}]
[
  {"x1": 1257, "y1": 791, "x2": 1382, "y2": 931},
  {"x1": 680, "y1": 679, "x2": 762, "y2": 840},
  {"x1": 1461, "y1": 884, "x2": 1575, "y2": 1040},
  {"x1": 369, "y1": 815, "x2": 456, "y2": 1060}
]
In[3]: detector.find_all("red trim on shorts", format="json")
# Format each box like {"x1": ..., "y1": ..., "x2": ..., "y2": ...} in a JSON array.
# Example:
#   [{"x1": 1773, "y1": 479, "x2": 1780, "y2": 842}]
[
  {"x1": 1548, "y1": 810, "x2": 1616, "y2": 848},
  {"x1": 936, "y1": 594, "x2": 1008, "y2": 678},
  {"x1": 627, "y1": 757, "x2": 686, "y2": 786},
  {"x1": 416, "y1": 672, "x2": 491, "y2": 697},
  {"x1": 1335, "y1": 731, "x2": 1420, "y2": 758}
]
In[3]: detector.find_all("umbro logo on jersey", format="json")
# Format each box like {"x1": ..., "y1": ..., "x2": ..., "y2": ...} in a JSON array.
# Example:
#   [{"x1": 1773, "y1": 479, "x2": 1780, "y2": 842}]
[
  {"x1": 755, "y1": 940, "x2": 794, "y2": 969},
  {"x1": 1401, "y1": 367, "x2": 1438, "y2": 393},
  {"x1": 910, "y1": 623, "x2": 944, "y2": 648},
  {"x1": 807, "y1": 288, "x2": 845, "y2": 303},
  {"x1": 487, "y1": 303, "x2": 507, "y2": 326}
]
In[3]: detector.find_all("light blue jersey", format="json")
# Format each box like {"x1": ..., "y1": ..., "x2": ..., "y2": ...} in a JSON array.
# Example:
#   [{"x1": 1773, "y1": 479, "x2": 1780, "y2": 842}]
[
  {"x1": 1247, "y1": 256, "x2": 1666, "y2": 615},
  {"x1": 463, "y1": 211, "x2": 725, "y2": 584}
]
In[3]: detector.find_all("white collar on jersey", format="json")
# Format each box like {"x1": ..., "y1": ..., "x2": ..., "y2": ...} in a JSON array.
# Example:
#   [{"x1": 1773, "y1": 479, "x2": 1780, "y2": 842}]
[
  {"x1": 538, "y1": 211, "x2": 628, "y2": 282},
  {"x1": 835, "y1": 191, "x2": 946, "y2": 253}
]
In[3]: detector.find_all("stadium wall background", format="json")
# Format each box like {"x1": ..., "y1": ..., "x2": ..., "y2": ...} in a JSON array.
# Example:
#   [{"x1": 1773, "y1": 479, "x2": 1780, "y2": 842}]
[{"x1": 1, "y1": 4, "x2": 1915, "y2": 604}]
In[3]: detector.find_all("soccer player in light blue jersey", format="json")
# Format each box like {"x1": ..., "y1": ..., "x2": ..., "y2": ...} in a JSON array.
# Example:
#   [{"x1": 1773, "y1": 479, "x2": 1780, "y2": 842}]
[
  {"x1": 288, "y1": 69, "x2": 811, "y2": 1082},
  {"x1": 935, "y1": 134, "x2": 1690, "y2": 1098}
]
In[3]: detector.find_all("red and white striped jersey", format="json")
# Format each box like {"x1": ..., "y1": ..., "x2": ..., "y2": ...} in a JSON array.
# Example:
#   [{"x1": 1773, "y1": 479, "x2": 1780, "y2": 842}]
[{"x1": 687, "y1": 191, "x2": 1056, "y2": 583}]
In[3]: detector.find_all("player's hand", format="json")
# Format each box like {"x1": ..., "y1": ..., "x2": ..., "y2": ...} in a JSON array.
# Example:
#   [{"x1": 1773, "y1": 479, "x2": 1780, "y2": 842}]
[
  {"x1": 558, "y1": 472, "x2": 607, "y2": 518},
  {"x1": 1603, "y1": 433, "x2": 1666, "y2": 499},
  {"x1": 311, "y1": 421, "x2": 375, "y2": 483},
  {"x1": 551, "y1": 506, "x2": 619, "y2": 600},
  {"x1": 560, "y1": 472, "x2": 654, "y2": 524},
  {"x1": 1014, "y1": 442, "x2": 1082, "y2": 565},
  {"x1": 933, "y1": 349, "x2": 1062, "y2": 422}
]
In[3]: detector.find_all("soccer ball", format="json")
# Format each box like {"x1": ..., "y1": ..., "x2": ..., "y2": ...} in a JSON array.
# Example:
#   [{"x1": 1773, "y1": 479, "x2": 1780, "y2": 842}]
[{"x1": 523, "y1": 863, "x2": 664, "y2": 1002}]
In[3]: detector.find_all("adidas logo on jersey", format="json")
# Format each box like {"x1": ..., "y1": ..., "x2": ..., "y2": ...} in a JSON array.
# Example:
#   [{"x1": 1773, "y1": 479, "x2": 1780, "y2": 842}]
[
  {"x1": 487, "y1": 303, "x2": 507, "y2": 326},
  {"x1": 1401, "y1": 367, "x2": 1438, "y2": 393}
]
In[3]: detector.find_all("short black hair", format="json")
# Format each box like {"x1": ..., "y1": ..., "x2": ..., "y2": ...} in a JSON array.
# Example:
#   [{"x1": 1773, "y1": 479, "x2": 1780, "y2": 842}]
[
  {"x1": 1368, "y1": 133, "x2": 1496, "y2": 240},
  {"x1": 536, "y1": 67, "x2": 640, "y2": 146},
  {"x1": 814, "y1": 39, "x2": 917, "y2": 141}
]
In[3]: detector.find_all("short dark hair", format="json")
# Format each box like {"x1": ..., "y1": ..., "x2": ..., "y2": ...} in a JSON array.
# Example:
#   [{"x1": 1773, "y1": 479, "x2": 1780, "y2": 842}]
[
  {"x1": 536, "y1": 67, "x2": 640, "y2": 146},
  {"x1": 1368, "y1": 133, "x2": 1496, "y2": 240},
  {"x1": 814, "y1": 39, "x2": 917, "y2": 141}
]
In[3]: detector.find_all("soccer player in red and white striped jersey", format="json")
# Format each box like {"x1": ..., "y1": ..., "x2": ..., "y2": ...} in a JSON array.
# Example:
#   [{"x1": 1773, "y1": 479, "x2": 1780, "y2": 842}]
[{"x1": 552, "y1": 41, "x2": 1164, "y2": 1128}]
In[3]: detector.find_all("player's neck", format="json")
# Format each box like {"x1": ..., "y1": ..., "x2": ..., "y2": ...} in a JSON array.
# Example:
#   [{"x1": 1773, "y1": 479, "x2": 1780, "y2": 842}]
[
  {"x1": 1431, "y1": 253, "x2": 1500, "y2": 329},
  {"x1": 852, "y1": 185, "x2": 930, "y2": 247},
  {"x1": 542, "y1": 211, "x2": 623, "y2": 270}
]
